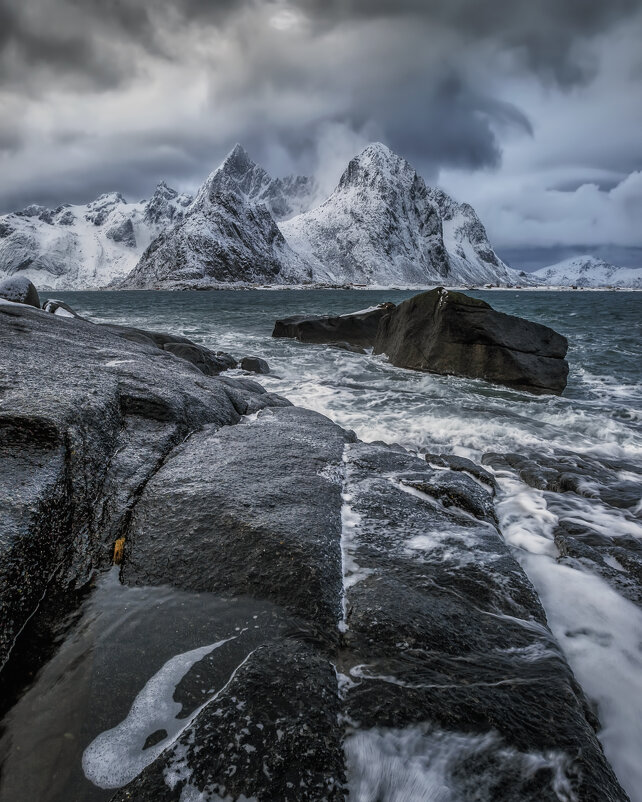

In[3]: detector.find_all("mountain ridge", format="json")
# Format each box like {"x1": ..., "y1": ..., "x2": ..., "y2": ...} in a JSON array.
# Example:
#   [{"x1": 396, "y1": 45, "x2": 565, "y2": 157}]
[
  {"x1": 532, "y1": 255, "x2": 642, "y2": 288},
  {"x1": 1, "y1": 142, "x2": 529, "y2": 290}
]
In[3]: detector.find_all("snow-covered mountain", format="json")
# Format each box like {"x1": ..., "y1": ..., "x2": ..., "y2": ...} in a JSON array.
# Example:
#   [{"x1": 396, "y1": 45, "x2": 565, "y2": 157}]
[
  {"x1": 1, "y1": 141, "x2": 523, "y2": 290},
  {"x1": 199, "y1": 143, "x2": 317, "y2": 222},
  {"x1": 128, "y1": 143, "x2": 522, "y2": 289},
  {"x1": 0, "y1": 184, "x2": 192, "y2": 289},
  {"x1": 426, "y1": 187, "x2": 521, "y2": 285},
  {"x1": 280, "y1": 144, "x2": 521, "y2": 286},
  {"x1": 532, "y1": 256, "x2": 642, "y2": 289},
  {"x1": 121, "y1": 147, "x2": 314, "y2": 288},
  {"x1": 279, "y1": 144, "x2": 449, "y2": 285}
]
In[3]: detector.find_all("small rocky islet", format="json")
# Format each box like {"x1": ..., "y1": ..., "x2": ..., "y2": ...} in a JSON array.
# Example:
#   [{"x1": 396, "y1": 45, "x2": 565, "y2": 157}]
[{"x1": 0, "y1": 277, "x2": 632, "y2": 800}]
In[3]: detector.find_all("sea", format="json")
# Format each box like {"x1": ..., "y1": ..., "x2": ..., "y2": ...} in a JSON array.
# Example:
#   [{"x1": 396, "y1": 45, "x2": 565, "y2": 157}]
[{"x1": 1, "y1": 288, "x2": 641, "y2": 801}]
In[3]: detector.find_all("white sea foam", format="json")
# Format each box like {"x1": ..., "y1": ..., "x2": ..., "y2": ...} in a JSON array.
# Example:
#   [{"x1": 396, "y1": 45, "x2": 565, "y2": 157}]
[
  {"x1": 339, "y1": 448, "x2": 371, "y2": 632},
  {"x1": 496, "y1": 476, "x2": 642, "y2": 802},
  {"x1": 344, "y1": 725, "x2": 576, "y2": 802},
  {"x1": 82, "y1": 637, "x2": 244, "y2": 789}
]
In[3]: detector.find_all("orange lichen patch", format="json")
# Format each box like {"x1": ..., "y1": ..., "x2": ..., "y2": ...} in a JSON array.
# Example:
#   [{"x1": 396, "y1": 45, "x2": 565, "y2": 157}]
[{"x1": 113, "y1": 537, "x2": 126, "y2": 565}]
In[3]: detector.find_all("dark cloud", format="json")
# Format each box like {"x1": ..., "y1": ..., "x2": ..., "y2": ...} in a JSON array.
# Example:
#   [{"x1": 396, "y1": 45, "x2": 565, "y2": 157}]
[
  {"x1": 1, "y1": 0, "x2": 639, "y2": 91},
  {"x1": 0, "y1": 0, "x2": 640, "y2": 271}
]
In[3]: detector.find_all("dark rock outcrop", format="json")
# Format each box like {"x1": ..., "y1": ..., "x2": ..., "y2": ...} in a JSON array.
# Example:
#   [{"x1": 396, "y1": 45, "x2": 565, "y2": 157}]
[
  {"x1": 484, "y1": 448, "x2": 642, "y2": 607},
  {"x1": 106, "y1": 218, "x2": 137, "y2": 248},
  {"x1": 0, "y1": 276, "x2": 40, "y2": 308},
  {"x1": 373, "y1": 287, "x2": 568, "y2": 394},
  {"x1": 425, "y1": 452, "x2": 497, "y2": 493},
  {"x1": 42, "y1": 299, "x2": 82, "y2": 317},
  {"x1": 273, "y1": 302, "x2": 395, "y2": 347},
  {"x1": 121, "y1": 407, "x2": 352, "y2": 630},
  {"x1": 39, "y1": 300, "x2": 238, "y2": 375}
]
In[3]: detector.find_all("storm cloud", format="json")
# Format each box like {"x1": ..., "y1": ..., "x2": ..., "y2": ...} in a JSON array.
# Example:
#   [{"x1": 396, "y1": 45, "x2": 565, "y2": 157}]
[{"x1": 1, "y1": 0, "x2": 641, "y2": 267}]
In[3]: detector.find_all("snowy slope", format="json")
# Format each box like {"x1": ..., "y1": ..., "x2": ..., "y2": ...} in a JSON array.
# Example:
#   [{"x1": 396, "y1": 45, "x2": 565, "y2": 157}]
[
  {"x1": 280, "y1": 144, "x2": 522, "y2": 286},
  {"x1": 122, "y1": 147, "x2": 314, "y2": 288},
  {"x1": 532, "y1": 256, "x2": 642, "y2": 288},
  {"x1": 0, "y1": 185, "x2": 192, "y2": 290},
  {"x1": 426, "y1": 188, "x2": 525, "y2": 285}
]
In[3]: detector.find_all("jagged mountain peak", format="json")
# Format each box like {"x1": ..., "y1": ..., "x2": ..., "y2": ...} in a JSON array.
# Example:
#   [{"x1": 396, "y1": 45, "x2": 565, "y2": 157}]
[
  {"x1": 222, "y1": 143, "x2": 254, "y2": 173},
  {"x1": 152, "y1": 180, "x2": 178, "y2": 199},
  {"x1": 338, "y1": 142, "x2": 416, "y2": 192},
  {"x1": 193, "y1": 145, "x2": 315, "y2": 222},
  {"x1": 89, "y1": 191, "x2": 127, "y2": 207}
]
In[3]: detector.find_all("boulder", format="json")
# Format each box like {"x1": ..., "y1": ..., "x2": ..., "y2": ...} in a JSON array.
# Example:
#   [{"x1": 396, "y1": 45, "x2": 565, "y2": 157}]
[
  {"x1": 273, "y1": 302, "x2": 395, "y2": 347},
  {"x1": 0, "y1": 276, "x2": 40, "y2": 308},
  {"x1": 241, "y1": 356, "x2": 270, "y2": 374},
  {"x1": 98, "y1": 323, "x2": 237, "y2": 375},
  {"x1": 374, "y1": 287, "x2": 569, "y2": 394}
]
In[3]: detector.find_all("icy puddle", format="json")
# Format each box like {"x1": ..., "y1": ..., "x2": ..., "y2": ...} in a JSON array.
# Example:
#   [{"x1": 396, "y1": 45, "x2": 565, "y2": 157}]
[{"x1": 0, "y1": 569, "x2": 291, "y2": 802}]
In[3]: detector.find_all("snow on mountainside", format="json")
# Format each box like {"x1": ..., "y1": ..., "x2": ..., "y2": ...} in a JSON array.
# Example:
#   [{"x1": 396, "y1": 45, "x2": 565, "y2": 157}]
[
  {"x1": 279, "y1": 143, "x2": 522, "y2": 287},
  {"x1": 121, "y1": 147, "x2": 314, "y2": 288},
  {"x1": 532, "y1": 256, "x2": 642, "y2": 288},
  {"x1": 426, "y1": 188, "x2": 523, "y2": 286},
  {"x1": 280, "y1": 144, "x2": 449, "y2": 285},
  {"x1": 0, "y1": 184, "x2": 192, "y2": 289}
]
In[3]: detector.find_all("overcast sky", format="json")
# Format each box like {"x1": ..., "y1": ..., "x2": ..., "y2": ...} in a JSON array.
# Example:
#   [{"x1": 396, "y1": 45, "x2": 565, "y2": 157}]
[{"x1": 1, "y1": 0, "x2": 641, "y2": 269}]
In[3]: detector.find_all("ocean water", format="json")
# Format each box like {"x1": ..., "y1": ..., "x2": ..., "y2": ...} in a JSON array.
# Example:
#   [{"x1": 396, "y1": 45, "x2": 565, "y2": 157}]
[{"x1": 5, "y1": 288, "x2": 642, "y2": 800}]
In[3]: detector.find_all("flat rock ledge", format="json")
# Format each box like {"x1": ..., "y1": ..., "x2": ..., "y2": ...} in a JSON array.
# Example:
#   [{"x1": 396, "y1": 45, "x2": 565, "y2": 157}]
[{"x1": 0, "y1": 302, "x2": 627, "y2": 801}]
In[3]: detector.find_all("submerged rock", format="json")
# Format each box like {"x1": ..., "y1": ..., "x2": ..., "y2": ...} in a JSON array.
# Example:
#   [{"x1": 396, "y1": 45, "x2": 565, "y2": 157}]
[
  {"x1": 240, "y1": 356, "x2": 270, "y2": 374},
  {"x1": 0, "y1": 276, "x2": 40, "y2": 308},
  {"x1": 374, "y1": 288, "x2": 569, "y2": 395},
  {"x1": 273, "y1": 302, "x2": 395, "y2": 347}
]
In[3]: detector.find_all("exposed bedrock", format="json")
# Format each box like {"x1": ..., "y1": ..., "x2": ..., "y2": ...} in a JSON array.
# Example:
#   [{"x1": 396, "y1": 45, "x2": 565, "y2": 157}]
[
  {"x1": 0, "y1": 302, "x2": 287, "y2": 670},
  {"x1": 373, "y1": 288, "x2": 569, "y2": 395},
  {"x1": 121, "y1": 406, "x2": 353, "y2": 631},
  {"x1": 0, "y1": 303, "x2": 628, "y2": 800},
  {"x1": 272, "y1": 302, "x2": 395, "y2": 346},
  {"x1": 339, "y1": 442, "x2": 627, "y2": 800}
]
